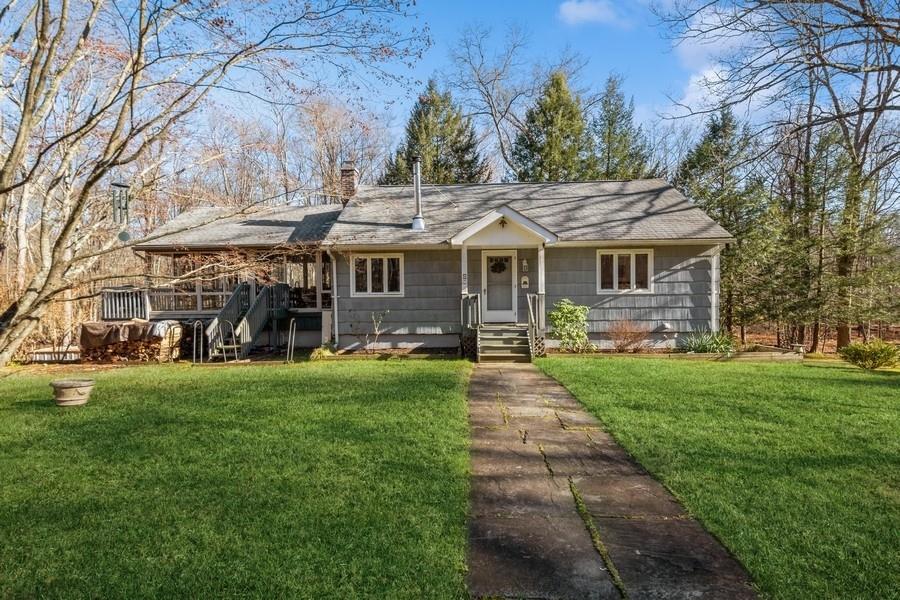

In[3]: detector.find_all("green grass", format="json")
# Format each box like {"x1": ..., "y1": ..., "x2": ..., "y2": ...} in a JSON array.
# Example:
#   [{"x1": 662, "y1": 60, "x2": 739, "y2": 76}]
[
  {"x1": 536, "y1": 357, "x2": 900, "y2": 600},
  {"x1": 0, "y1": 360, "x2": 472, "y2": 599}
]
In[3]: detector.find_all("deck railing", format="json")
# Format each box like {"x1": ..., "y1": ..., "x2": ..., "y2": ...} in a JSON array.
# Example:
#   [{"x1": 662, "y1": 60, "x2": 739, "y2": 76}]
[
  {"x1": 461, "y1": 293, "x2": 481, "y2": 331},
  {"x1": 235, "y1": 286, "x2": 271, "y2": 357},
  {"x1": 100, "y1": 288, "x2": 150, "y2": 321},
  {"x1": 206, "y1": 282, "x2": 251, "y2": 354},
  {"x1": 270, "y1": 282, "x2": 291, "y2": 312},
  {"x1": 146, "y1": 287, "x2": 229, "y2": 312}
]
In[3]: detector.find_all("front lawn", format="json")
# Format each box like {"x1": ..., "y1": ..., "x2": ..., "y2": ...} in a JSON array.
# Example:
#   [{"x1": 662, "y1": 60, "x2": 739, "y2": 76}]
[
  {"x1": 537, "y1": 357, "x2": 900, "y2": 600},
  {"x1": 0, "y1": 360, "x2": 471, "y2": 599}
]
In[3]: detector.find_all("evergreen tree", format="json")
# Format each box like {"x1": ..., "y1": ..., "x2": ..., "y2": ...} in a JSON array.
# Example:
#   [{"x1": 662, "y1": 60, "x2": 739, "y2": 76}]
[
  {"x1": 511, "y1": 71, "x2": 597, "y2": 182},
  {"x1": 380, "y1": 80, "x2": 491, "y2": 184},
  {"x1": 675, "y1": 107, "x2": 766, "y2": 338},
  {"x1": 592, "y1": 75, "x2": 655, "y2": 179}
]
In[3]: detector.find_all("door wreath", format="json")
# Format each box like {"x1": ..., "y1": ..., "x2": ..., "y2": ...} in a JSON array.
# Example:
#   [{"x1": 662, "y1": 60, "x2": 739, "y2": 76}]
[{"x1": 489, "y1": 258, "x2": 508, "y2": 274}]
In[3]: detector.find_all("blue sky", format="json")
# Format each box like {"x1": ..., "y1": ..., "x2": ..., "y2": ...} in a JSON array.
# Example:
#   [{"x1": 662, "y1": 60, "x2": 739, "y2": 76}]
[{"x1": 381, "y1": 0, "x2": 712, "y2": 133}]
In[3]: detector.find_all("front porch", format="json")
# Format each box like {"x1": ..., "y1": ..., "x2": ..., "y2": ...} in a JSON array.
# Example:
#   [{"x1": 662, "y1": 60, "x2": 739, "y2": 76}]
[{"x1": 454, "y1": 206, "x2": 553, "y2": 361}]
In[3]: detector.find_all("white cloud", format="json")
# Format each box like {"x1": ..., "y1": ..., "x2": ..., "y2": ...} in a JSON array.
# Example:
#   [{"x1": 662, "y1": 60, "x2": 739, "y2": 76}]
[
  {"x1": 558, "y1": 0, "x2": 629, "y2": 27},
  {"x1": 678, "y1": 65, "x2": 725, "y2": 113}
]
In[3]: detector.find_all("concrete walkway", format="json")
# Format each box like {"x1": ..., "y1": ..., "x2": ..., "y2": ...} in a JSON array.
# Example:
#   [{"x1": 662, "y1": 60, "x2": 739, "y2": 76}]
[{"x1": 467, "y1": 363, "x2": 756, "y2": 600}]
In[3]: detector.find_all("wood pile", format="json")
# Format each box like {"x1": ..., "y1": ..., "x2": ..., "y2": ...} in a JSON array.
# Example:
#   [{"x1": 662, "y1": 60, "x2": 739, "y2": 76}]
[{"x1": 80, "y1": 324, "x2": 182, "y2": 363}]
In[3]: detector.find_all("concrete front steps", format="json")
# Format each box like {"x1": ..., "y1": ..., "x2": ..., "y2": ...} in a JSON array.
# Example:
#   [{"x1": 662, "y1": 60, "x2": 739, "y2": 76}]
[{"x1": 478, "y1": 324, "x2": 531, "y2": 362}]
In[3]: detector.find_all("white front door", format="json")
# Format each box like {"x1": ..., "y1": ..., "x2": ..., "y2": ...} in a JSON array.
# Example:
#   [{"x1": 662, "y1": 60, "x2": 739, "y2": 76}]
[{"x1": 482, "y1": 250, "x2": 517, "y2": 323}]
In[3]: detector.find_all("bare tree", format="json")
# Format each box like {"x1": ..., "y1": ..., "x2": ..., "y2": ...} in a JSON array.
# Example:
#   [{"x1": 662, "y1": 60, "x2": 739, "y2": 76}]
[
  {"x1": 448, "y1": 24, "x2": 597, "y2": 176},
  {"x1": 295, "y1": 97, "x2": 390, "y2": 194},
  {"x1": 0, "y1": 0, "x2": 427, "y2": 365},
  {"x1": 660, "y1": 0, "x2": 900, "y2": 347}
]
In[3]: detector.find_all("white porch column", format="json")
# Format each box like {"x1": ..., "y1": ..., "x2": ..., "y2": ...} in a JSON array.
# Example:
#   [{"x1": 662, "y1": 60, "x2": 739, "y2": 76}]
[
  {"x1": 537, "y1": 244, "x2": 546, "y2": 330},
  {"x1": 461, "y1": 244, "x2": 469, "y2": 295},
  {"x1": 537, "y1": 245, "x2": 545, "y2": 294},
  {"x1": 460, "y1": 244, "x2": 469, "y2": 329}
]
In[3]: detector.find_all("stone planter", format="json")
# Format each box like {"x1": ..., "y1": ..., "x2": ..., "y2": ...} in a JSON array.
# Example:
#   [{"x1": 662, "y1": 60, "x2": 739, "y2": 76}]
[{"x1": 50, "y1": 379, "x2": 95, "y2": 407}]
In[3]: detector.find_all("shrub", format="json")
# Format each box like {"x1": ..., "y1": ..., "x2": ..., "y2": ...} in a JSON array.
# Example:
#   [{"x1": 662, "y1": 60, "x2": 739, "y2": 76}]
[
  {"x1": 548, "y1": 299, "x2": 593, "y2": 353},
  {"x1": 309, "y1": 346, "x2": 334, "y2": 361},
  {"x1": 608, "y1": 320, "x2": 650, "y2": 353},
  {"x1": 838, "y1": 339, "x2": 899, "y2": 370},
  {"x1": 678, "y1": 329, "x2": 735, "y2": 353}
]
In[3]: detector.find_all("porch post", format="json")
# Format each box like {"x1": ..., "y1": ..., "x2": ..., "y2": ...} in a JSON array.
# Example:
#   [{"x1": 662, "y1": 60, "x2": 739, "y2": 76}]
[
  {"x1": 315, "y1": 251, "x2": 323, "y2": 310},
  {"x1": 537, "y1": 244, "x2": 546, "y2": 330},
  {"x1": 461, "y1": 244, "x2": 469, "y2": 295},
  {"x1": 460, "y1": 244, "x2": 468, "y2": 328}
]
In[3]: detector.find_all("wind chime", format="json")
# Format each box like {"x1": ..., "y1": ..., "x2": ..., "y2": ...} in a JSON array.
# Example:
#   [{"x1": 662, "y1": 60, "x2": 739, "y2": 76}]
[{"x1": 111, "y1": 181, "x2": 131, "y2": 241}]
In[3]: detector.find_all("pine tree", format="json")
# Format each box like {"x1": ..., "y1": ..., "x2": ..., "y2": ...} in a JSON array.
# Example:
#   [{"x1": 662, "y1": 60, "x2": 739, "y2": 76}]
[
  {"x1": 380, "y1": 80, "x2": 491, "y2": 184},
  {"x1": 511, "y1": 71, "x2": 597, "y2": 182},
  {"x1": 592, "y1": 75, "x2": 655, "y2": 179},
  {"x1": 675, "y1": 107, "x2": 766, "y2": 338}
]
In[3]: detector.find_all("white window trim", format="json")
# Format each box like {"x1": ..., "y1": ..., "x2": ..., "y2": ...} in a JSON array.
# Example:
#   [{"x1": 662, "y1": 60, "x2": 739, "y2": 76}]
[
  {"x1": 596, "y1": 249, "x2": 654, "y2": 294},
  {"x1": 349, "y1": 253, "x2": 405, "y2": 297}
]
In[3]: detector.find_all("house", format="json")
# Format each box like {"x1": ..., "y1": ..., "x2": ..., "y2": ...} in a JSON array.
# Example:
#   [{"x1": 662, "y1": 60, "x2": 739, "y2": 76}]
[{"x1": 108, "y1": 161, "x2": 732, "y2": 361}]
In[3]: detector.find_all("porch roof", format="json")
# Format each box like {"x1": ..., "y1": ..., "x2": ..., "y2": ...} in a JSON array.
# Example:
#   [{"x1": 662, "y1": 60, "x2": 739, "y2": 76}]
[
  {"x1": 134, "y1": 204, "x2": 342, "y2": 251},
  {"x1": 325, "y1": 179, "x2": 734, "y2": 247}
]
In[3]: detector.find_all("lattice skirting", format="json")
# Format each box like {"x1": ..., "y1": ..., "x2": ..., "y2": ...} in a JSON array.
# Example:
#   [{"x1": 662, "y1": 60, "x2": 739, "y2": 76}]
[
  {"x1": 461, "y1": 332, "x2": 478, "y2": 360},
  {"x1": 532, "y1": 336, "x2": 546, "y2": 357}
]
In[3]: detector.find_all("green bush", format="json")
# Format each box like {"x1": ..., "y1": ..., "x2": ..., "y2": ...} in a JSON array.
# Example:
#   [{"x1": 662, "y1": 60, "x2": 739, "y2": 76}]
[
  {"x1": 678, "y1": 329, "x2": 735, "y2": 353},
  {"x1": 838, "y1": 339, "x2": 899, "y2": 370},
  {"x1": 309, "y1": 345, "x2": 335, "y2": 361},
  {"x1": 548, "y1": 299, "x2": 594, "y2": 353}
]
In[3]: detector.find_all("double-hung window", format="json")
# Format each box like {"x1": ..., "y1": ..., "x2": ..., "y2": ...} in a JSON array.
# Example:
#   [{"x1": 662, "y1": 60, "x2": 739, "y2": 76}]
[
  {"x1": 351, "y1": 254, "x2": 404, "y2": 297},
  {"x1": 596, "y1": 250, "x2": 653, "y2": 293}
]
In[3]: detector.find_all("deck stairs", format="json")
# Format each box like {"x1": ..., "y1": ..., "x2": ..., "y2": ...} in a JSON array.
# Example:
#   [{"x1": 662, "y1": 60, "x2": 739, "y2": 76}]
[
  {"x1": 205, "y1": 283, "x2": 276, "y2": 362},
  {"x1": 477, "y1": 324, "x2": 531, "y2": 363},
  {"x1": 207, "y1": 310, "x2": 247, "y2": 361}
]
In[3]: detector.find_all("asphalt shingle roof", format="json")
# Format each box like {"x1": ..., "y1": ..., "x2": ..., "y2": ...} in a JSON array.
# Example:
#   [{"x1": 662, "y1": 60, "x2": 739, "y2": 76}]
[
  {"x1": 135, "y1": 203, "x2": 342, "y2": 250},
  {"x1": 325, "y1": 180, "x2": 733, "y2": 246}
]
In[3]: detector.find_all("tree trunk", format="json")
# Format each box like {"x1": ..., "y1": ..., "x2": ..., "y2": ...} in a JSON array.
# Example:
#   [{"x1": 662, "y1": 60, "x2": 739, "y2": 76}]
[
  {"x1": 810, "y1": 321, "x2": 821, "y2": 353},
  {"x1": 15, "y1": 183, "x2": 30, "y2": 292},
  {"x1": 0, "y1": 306, "x2": 43, "y2": 366},
  {"x1": 725, "y1": 288, "x2": 734, "y2": 334},
  {"x1": 835, "y1": 163, "x2": 863, "y2": 349}
]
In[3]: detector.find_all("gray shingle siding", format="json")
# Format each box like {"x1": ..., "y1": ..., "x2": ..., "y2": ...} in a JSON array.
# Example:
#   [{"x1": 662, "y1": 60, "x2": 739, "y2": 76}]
[
  {"x1": 334, "y1": 250, "x2": 461, "y2": 338},
  {"x1": 333, "y1": 244, "x2": 719, "y2": 349},
  {"x1": 544, "y1": 246, "x2": 716, "y2": 336}
]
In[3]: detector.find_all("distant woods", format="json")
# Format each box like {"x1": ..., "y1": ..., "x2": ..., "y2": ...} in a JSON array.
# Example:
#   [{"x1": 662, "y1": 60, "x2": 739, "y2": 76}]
[{"x1": 0, "y1": 1, "x2": 896, "y2": 362}]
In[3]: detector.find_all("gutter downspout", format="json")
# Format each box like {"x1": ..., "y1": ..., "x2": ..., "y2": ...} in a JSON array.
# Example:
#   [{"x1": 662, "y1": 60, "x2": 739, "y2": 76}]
[{"x1": 327, "y1": 249, "x2": 339, "y2": 348}]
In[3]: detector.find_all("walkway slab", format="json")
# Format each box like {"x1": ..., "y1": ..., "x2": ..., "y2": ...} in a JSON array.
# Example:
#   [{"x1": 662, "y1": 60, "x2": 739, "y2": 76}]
[{"x1": 467, "y1": 363, "x2": 756, "y2": 600}]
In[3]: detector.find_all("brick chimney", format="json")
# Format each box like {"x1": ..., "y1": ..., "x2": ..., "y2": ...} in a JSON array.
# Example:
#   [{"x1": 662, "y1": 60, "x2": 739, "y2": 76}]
[{"x1": 340, "y1": 161, "x2": 359, "y2": 203}]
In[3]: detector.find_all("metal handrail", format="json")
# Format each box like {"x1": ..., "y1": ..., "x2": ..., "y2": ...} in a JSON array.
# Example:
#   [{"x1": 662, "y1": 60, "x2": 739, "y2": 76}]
[
  {"x1": 285, "y1": 318, "x2": 297, "y2": 363},
  {"x1": 526, "y1": 294, "x2": 536, "y2": 358},
  {"x1": 461, "y1": 293, "x2": 481, "y2": 331},
  {"x1": 526, "y1": 293, "x2": 546, "y2": 358},
  {"x1": 192, "y1": 320, "x2": 205, "y2": 364},
  {"x1": 206, "y1": 282, "x2": 250, "y2": 355},
  {"x1": 217, "y1": 320, "x2": 240, "y2": 363}
]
